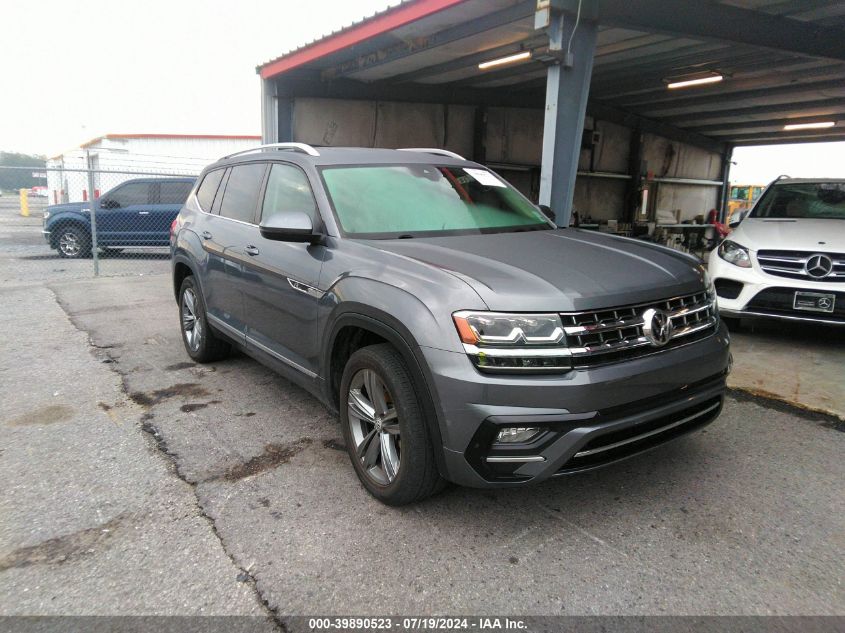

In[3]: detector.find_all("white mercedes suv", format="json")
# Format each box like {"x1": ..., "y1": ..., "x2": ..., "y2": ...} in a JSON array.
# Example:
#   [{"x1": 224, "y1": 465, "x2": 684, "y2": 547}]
[{"x1": 709, "y1": 178, "x2": 844, "y2": 326}]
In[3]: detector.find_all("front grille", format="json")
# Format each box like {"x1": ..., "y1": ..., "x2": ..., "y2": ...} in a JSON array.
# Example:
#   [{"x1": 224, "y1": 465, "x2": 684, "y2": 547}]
[
  {"x1": 561, "y1": 291, "x2": 717, "y2": 368},
  {"x1": 558, "y1": 396, "x2": 723, "y2": 473},
  {"x1": 747, "y1": 287, "x2": 845, "y2": 323},
  {"x1": 757, "y1": 250, "x2": 845, "y2": 282}
]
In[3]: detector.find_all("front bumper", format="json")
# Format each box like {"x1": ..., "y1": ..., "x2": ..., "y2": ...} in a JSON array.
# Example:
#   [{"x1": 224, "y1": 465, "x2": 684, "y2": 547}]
[
  {"x1": 708, "y1": 249, "x2": 845, "y2": 325},
  {"x1": 422, "y1": 322, "x2": 731, "y2": 487}
]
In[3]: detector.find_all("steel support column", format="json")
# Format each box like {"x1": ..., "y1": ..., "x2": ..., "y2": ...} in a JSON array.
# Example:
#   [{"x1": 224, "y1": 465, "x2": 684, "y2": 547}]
[
  {"x1": 261, "y1": 78, "x2": 278, "y2": 144},
  {"x1": 718, "y1": 145, "x2": 734, "y2": 224},
  {"x1": 538, "y1": 7, "x2": 597, "y2": 226}
]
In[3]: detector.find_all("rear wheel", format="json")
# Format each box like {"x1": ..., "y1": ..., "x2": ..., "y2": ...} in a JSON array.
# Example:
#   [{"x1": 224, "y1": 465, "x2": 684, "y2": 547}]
[
  {"x1": 339, "y1": 344, "x2": 443, "y2": 506},
  {"x1": 178, "y1": 276, "x2": 231, "y2": 363},
  {"x1": 55, "y1": 226, "x2": 90, "y2": 259}
]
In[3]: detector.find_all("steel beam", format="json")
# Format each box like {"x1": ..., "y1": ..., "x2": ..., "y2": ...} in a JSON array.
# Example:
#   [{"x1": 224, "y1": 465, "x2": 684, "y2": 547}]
[
  {"x1": 658, "y1": 97, "x2": 845, "y2": 126},
  {"x1": 728, "y1": 128, "x2": 845, "y2": 143},
  {"x1": 691, "y1": 114, "x2": 845, "y2": 135},
  {"x1": 538, "y1": 8, "x2": 598, "y2": 226},
  {"x1": 598, "y1": 0, "x2": 845, "y2": 61},
  {"x1": 320, "y1": 0, "x2": 535, "y2": 81}
]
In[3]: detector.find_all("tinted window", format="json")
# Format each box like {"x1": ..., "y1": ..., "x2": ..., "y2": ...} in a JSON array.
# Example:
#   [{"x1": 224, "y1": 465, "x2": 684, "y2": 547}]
[
  {"x1": 196, "y1": 169, "x2": 225, "y2": 212},
  {"x1": 158, "y1": 181, "x2": 194, "y2": 205},
  {"x1": 261, "y1": 163, "x2": 317, "y2": 221},
  {"x1": 219, "y1": 163, "x2": 266, "y2": 223},
  {"x1": 106, "y1": 182, "x2": 150, "y2": 208}
]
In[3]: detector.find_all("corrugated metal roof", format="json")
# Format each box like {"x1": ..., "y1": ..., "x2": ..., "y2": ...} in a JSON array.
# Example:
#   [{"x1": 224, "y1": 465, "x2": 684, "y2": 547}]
[{"x1": 257, "y1": 0, "x2": 845, "y2": 146}]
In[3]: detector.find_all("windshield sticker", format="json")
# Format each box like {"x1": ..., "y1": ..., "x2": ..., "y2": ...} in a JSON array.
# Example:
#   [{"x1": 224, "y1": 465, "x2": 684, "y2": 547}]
[{"x1": 464, "y1": 168, "x2": 506, "y2": 188}]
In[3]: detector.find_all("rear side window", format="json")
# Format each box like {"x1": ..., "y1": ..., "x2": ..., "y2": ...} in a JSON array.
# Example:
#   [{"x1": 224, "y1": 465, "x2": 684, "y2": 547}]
[
  {"x1": 158, "y1": 181, "x2": 194, "y2": 205},
  {"x1": 106, "y1": 182, "x2": 151, "y2": 208},
  {"x1": 219, "y1": 163, "x2": 266, "y2": 224},
  {"x1": 196, "y1": 170, "x2": 225, "y2": 212},
  {"x1": 261, "y1": 163, "x2": 317, "y2": 221}
]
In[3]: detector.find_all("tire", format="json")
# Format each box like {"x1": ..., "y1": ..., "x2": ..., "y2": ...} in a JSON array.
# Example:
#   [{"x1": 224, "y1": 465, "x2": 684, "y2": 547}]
[
  {"x1": 55, "y1": 225, "x2": 91, "y2": 259},
  {"x1": 178, "y1": 276, "x2": 231, "y2": 363},
  {"x1": 339, "y1": 343, "x2": 443, "y2": 506}
]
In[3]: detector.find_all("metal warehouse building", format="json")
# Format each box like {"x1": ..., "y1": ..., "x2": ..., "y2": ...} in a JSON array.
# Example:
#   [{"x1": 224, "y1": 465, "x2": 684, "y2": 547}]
[
  {"x1": 256, "y1": 0, "x2": 845, "y2": 228},
  {"x1": 46, "y1": 134, "x2": 261, "y2": 204}
]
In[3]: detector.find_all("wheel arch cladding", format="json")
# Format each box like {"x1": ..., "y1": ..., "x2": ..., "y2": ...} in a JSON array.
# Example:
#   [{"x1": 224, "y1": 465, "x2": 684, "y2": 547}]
[{"x1": 324, "y1": 308, "x2": 449, "y2": 479}]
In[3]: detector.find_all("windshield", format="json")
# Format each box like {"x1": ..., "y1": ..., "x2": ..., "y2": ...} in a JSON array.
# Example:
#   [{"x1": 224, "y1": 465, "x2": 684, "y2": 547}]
[
  {"x1": 320, "y1": 164, "x2": 551, "y2": 238},
  {"x1": 751, "y1": 182, "x2": 845, "y2": 220}
]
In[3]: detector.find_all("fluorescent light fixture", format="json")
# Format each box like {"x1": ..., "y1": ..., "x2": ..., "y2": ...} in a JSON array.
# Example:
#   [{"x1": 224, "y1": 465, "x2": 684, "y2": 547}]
[
  {"x1": 478, "y1": 51, "x2": 531, "y2": 70},
  {"x1": 783, "y1": 121, "x2": 836, "y2": 131},
  {"x1": 666, "y1": 74, "x2": 724, "y2": 89}
]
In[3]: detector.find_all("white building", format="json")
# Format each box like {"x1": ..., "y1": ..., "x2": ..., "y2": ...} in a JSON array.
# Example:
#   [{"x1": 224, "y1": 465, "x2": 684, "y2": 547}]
[{"x1": 46, "y1": 134, "x2": 261, "y2": 204}]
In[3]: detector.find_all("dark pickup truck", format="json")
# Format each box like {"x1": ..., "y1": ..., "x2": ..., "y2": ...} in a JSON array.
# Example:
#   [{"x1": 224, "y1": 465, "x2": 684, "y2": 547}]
[{"x1": 43, "y1": 177, "x2": 195, "y2": 258}]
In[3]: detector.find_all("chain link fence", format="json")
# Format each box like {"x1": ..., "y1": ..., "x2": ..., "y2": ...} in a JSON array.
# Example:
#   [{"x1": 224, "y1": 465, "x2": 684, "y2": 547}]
[{"x1": 1, "y1": 165, "x2": 199, "y2": 279}]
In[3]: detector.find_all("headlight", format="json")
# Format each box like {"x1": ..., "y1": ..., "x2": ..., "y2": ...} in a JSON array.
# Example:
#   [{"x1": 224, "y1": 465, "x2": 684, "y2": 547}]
[
  {"x1": 717, "y1": 240, "x2": 751, "y2": 268},
  {"x1": 452, "y1": 311, "x2": 570, "y2": 373}
]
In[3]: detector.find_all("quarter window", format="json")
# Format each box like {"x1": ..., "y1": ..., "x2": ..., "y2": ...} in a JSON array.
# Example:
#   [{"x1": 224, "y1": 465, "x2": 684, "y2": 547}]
[
  {"x1": 219, "y1": 163, "x2": 267, "y2": 224},
  {"x1": 196, "y1": 169, "x2": 225, "y2": 212},
  {"x1": 261, "y1": 163, "x2": 317, "y2": 221}
]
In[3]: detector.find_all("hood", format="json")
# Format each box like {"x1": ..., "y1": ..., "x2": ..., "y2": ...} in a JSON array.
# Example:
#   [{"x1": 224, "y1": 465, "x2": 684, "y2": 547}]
[
  {"x1": 366, "y1": 229, "x2": 705, "y2": 312},
  {"x1": 45, "y1": 202, "x2": 89, "y2": 214},
  {"x1": 732, "y1": 218, "x2": 845, "y2": 253}
]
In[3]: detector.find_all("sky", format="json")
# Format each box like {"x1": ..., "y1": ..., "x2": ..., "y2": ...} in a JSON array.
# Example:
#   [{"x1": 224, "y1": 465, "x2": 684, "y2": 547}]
[
  {"x1": 1, "y1": 0, "x2": 843, "y2": 183},
  {"x1": 0, "y1": 0, "x2": 398, "y2": 157}
]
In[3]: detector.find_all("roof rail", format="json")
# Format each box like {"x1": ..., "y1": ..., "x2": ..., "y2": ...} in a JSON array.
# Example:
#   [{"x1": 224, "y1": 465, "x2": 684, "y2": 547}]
[
  {"x1": 397, "y1": 147, "x2": 466, "y2": 160},
  {"x1": 224, "y1": 142, "x2": 320, "y2": 159},
  {"x1": 775, "y1": 174, "x2": 792, "y2": 180}
]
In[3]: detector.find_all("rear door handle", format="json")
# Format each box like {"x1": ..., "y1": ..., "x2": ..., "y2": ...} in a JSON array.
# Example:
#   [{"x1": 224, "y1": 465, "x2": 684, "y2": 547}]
[
  {"x1": 245, "y1": 245, "x2": 260, "y2": 256},
  {"x1": 201, "y1": 231, "x2": 213, "y2": 240}
]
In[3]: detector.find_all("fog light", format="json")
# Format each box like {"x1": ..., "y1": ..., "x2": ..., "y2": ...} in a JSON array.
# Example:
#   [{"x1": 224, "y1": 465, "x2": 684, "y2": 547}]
[{"x1": 496, "y1": 427, "x2": 541, "y2": 443}]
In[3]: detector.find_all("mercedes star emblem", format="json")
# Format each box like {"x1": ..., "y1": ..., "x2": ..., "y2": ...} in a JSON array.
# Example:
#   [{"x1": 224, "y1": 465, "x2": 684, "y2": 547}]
[
  {"x1": 642, "y1": 308, "x2": 674, "y2": 347},
  {"x1": 805, "y1": 254, "x2": 834, "y2": 279}
]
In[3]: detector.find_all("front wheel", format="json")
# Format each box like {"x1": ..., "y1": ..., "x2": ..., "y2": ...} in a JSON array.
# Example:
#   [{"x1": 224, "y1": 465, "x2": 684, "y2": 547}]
[
  {"x1": 339, "y1": 344, "x2": 443, "y2": 506},
  {"x1": 55, "y1": 226, "x2": 91, "y2": 259},
  {"x1": 178, "y1": 276, "x2": 231, "y2": 363}
]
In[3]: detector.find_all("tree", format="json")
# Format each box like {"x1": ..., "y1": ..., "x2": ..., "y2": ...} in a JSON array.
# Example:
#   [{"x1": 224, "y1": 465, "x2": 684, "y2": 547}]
[{"x1": 0, "y1": 152, "x2": 47, "y2": 191}]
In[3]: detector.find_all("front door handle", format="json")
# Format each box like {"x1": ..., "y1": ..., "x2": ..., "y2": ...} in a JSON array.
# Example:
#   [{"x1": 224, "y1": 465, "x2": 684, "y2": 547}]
[
  {"x1": 201, "y1": 231, "x2": 213, "y2": 240},
  {"x1": 138, "y1": 211, "x2": 150, "y2": 215},
  {"x1": 245, "y1": 245, "x2": 260, "y2": 256}
]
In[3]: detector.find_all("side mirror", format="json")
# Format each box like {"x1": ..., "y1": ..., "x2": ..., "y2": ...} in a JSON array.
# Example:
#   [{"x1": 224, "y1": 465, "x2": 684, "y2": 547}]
[
  {"x1": 538, "y1": 204, "x2": 555, "y2": 221},
  {"x1": 260, "y1": 211, "x2": 321, "y2": 244},
  {"x1": 100, "y1": 198, "x2": 119, "y2": 209}
]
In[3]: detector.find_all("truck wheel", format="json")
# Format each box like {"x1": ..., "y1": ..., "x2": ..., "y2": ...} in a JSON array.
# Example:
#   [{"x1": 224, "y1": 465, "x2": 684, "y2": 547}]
[
  {"x1": 339, "y1": 343, "x2": 443, "y2": 506},
  {"x1": 178, "y1": 276, "x2": 231, "y2": 363},
  {"x1": 56, "y1": 226, "x2": 91, "y2": 259}
]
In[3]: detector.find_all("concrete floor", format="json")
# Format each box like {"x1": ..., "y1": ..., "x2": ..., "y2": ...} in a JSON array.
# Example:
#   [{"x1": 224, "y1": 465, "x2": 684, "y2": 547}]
[{"x1": 0, "y1": 206, "x2": 843, "y2": 617}]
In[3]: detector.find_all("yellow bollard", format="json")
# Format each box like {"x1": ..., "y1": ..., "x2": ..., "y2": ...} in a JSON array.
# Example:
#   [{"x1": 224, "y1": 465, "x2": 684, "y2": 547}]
[{"x1": 19, "y1": 189, "x2": 30, "y2": 217}]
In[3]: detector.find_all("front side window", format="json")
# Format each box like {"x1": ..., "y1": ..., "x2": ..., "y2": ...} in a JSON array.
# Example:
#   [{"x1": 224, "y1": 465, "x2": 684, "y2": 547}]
[
  {"x1": 158, "y1": 181, "x2": 194, "y2": 205},
  {"x1": 196, "y1": 169, "x2": 225, "y2": 212},
  {"x1": 103, "y1": 182, "x2": 150, "y2": 208},
  {"x1": 320, "y1": 164, "x2": 550, "y2": 238},
  {"x1": 261, "y1": 163, "x2": 317, "y2": 221},
  {"x1": 751, "y1": 182, "x2": 845, "y2": 220},
  {"x1": 218, "y1": 163, "x2": 267, "y2": 223}
]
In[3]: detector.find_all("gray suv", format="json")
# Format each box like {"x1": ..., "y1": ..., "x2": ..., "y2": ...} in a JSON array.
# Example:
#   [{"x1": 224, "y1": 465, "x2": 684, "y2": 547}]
[{"x1": 171, "y1": 144, "x2": 730, "y2": 505}]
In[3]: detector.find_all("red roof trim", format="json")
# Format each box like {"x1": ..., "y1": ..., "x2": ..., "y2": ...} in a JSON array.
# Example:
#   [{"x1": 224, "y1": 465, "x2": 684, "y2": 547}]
[
  {"x1": 80, "y1": 133, "x2": 261, "y2": 148},
  {"x1": 258, "y1": 0, "x2": 469, "y2": 80}
]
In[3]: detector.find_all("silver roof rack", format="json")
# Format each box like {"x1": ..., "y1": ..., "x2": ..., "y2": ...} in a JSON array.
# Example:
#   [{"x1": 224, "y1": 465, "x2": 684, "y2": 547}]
[
  {"x1": 397, "y1": 147, "x2": 466, "y2": 160},
  {"x1": 224, "y1": 142, "x2": 320, "y2": 159}
]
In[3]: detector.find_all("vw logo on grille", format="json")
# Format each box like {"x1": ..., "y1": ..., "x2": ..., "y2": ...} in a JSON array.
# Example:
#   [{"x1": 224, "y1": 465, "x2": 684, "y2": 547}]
[
  {"x1": 805, "y1": 254, "x2": 834, "y2": 279},
  {"x1": 642, "y1": 308, "x2": 674, "y2": 347}
]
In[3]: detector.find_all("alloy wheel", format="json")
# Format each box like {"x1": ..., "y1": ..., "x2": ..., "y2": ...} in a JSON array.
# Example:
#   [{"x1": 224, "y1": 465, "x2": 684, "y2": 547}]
[
  {"x1": 58, "y1": 231, "x2": 81, "y2": 257},
  {"x1": 181, "y1": 288, "x2": 203, "y2": 352},
  {"x1": 347, "y1": 368, "x2": 401, "y2": 485}
]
